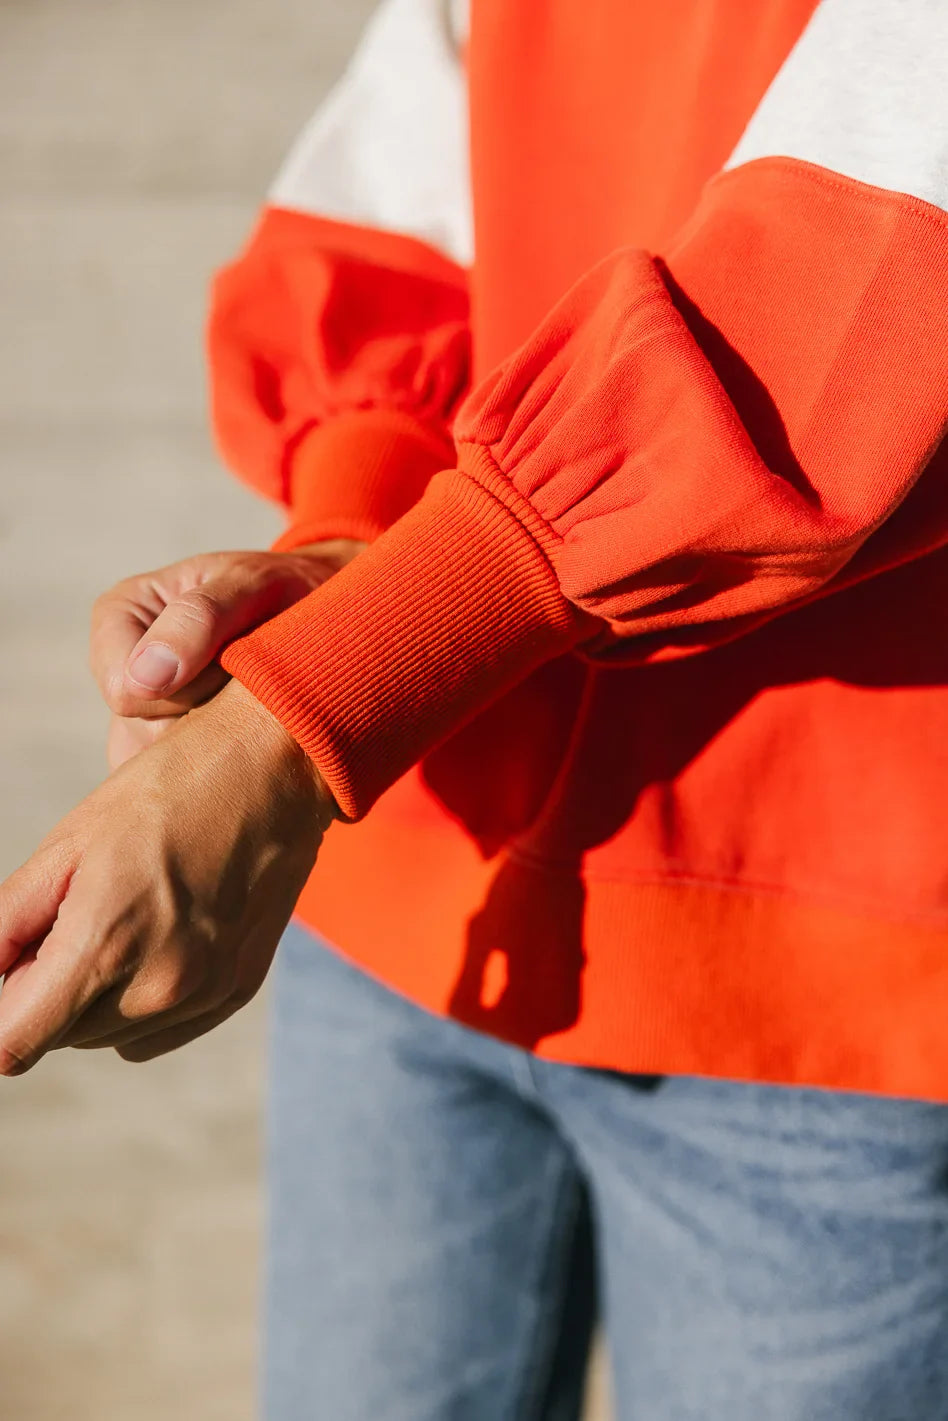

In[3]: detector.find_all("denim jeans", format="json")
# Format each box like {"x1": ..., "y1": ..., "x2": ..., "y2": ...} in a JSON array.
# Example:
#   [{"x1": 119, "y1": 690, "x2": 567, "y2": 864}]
[{"x1": 266, "y1": 923, "x2": 948, "y2": 1420}]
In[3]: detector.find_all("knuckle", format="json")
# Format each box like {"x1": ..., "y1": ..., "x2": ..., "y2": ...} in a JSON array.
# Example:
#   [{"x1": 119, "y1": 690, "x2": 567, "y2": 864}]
[
  {"x1": 140, "y1": 986, "x2": 178, "y2": 1018},
  {"x1": 146, "y1": 979, "x2": 185, "y2": 1016},
  {"x1": 91, "y1": 578, "x2": 136, "y2": 624},
  {"x1": 105, "y1": 682, "x2": 141, "y2": 717},
  {"x1": 90, "y1": 586, "x2": 116, "y2": 621},
  {"x1": 210, "y1": 551, "x2": 259, "y2": 580},
  {"x1": 172, "y1": 588, "x2": 220, "y2": 633},
  {"x1": 148, "y1": 957, "x2": 204, "y2": 1014}
]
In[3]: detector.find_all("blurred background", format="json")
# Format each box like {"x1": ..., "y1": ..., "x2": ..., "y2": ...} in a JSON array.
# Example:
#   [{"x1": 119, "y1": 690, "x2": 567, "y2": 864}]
[{"x1": 0, "y1": 2, "x2": 609, "y2": 1417}]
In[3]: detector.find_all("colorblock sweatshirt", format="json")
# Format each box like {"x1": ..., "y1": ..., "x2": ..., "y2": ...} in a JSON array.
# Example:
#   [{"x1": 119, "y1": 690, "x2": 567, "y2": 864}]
[{"x1": 209, "y1": 0, "x2": 948, "y2": 1101}]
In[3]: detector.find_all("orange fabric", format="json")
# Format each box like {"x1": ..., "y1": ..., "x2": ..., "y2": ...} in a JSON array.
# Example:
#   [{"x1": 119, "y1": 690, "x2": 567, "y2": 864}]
[
  {"x1": 459, "y1": 161, "x2": 948, "y2": 656},
  {"x1": 468, "y1": 0, "x2": 819, "y2": 371},
  {"x1": 223, "y1": 159, "x2": 948, "y2": 806},
  {"x1": 224, "y1": 458, "x2": 589, "y2": 819},
  {"x1": 272, "y1": 409, "x2": 455, "y2": 550},
  {"x1": 302, "y1": 783, "x2": 948, "y2": 1101},
  {"x1": 208, "y1": 207, "x2": 469, "y2": 510},
  {"x1": 212, "y1": 0, "x2": 948, "y2": 1100}
]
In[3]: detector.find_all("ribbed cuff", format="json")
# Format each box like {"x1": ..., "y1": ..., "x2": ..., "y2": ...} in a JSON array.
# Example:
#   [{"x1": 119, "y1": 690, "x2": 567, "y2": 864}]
[
  {"x1": 272, "y1": 408, "x2": 455, "y2": 552},
  {"x1": 221, "y1": 446, "x2": 587, "y2": 819}
]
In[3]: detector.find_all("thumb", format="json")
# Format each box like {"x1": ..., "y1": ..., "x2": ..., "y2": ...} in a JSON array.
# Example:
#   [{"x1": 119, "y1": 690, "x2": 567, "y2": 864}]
[{"x1": 123, "y1": 571, "x2": 291, "y2": 700}]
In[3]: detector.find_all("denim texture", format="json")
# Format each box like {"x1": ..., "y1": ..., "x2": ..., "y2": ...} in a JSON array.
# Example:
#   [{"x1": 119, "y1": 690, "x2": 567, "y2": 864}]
[{"x1": 267, "y1": 923, "x2": 948, "y2": 1420}]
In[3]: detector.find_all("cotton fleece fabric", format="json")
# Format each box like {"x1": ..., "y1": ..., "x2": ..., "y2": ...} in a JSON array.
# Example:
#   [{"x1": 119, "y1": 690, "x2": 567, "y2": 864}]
[{"x1": 209, "y1": 0, "x2": 948, "y2": 1101}]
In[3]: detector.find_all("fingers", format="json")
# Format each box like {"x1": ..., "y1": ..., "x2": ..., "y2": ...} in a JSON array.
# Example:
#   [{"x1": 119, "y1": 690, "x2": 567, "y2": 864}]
[
  {"x1": 106, "y1": 571, "x2": 298, "y2": 718},
  {"x1": 0, "y1": 832, "x2": 132, "y2": 1075},
  {"x1": 113, "y1": 663, "x2": 229, "y2": 721},
  {"x1": 91, "y1": 575, "x2": 229, "y2": 718},
  {"x1": 0, "y1": 919, "x2": 104, "y2": 1077},
  {"x1": 0, "y1": 876, "x2": 197, "y2": 1073},
  {"x1": 2, "y1": 879, "x2": 224, "y2": 1069},
  {"x1": 0, "y1": 841, "x2": 73, "y2": 979},
  {"x1": 124, "y1": 571, "x2": 296, "y2": 695},
  {"x1": 89, "y1": 558, "x2": 236, "y2": 719},
  {"x1": 115, "y1": 1005, "x2": 239, "y2": 1063},
  {"x1": 68, "y1": 999, "x2": 237, "y2": 1060},
  {"x1": 55, "y1": 942, "x2": 211, "y2": 1049},
  {"x1": 89, "y1": 587, "x2": 154, "y2": 706},
  {"x1": 91, "y1": 548, "x2": 348, "y2": 721},
  {"x1": 62, "y1": 968, "x2": 253, "y2": 1056},
  {"x1": 0, "y1": 944, "x2": 40, "y2": 1003}
]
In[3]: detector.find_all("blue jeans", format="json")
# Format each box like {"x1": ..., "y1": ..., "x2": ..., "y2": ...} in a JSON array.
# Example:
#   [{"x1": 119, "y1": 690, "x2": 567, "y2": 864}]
[{"x1": 266, "y1": 924, "x2": 948, "y2": 1420}]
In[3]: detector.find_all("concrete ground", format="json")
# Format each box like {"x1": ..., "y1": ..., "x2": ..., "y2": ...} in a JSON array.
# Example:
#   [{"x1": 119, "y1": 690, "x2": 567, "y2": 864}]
[{"x1": 0, "y1": 3, "x2": 610, "y2": 1418}]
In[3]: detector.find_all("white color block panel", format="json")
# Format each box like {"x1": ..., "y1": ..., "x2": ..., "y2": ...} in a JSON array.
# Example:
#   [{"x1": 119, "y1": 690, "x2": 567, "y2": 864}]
[
  {"x1": 727, "y1": 0, "x2": 948, "y2": 213},
  {"x1": 270, "y1": 0, "x2": 473, "y2": 264}
]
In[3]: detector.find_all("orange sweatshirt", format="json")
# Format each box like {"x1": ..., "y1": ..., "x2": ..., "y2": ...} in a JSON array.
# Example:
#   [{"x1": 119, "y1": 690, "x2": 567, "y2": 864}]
[{"x1": 210, "y1": 0, "x2": 948, "y2": 1101}]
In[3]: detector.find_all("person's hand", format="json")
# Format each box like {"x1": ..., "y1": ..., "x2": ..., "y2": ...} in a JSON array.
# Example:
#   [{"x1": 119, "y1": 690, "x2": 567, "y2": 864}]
[
  {"x1": 0, "y1": 680, "x2": 335, "y2": 1073},
  {"x1": 91, "y1": 541, "x2": 364, "y2": 769}
]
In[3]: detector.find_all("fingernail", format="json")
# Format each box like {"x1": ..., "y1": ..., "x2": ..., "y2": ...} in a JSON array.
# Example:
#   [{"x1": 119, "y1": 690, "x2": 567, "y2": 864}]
[{"x1": 127, "y1": 643, "x2": 179, "y2": 692}]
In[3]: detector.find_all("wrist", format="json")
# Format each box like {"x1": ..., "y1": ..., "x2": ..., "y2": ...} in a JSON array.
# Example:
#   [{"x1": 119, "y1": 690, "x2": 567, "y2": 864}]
[{"x1": 199, "y1": 679, "x2": 339, "y2": 831}]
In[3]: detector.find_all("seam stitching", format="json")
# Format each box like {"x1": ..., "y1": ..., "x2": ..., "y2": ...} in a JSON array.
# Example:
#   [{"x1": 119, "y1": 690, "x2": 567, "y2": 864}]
[{"x1": 717, "y1": 155, "x2": 948, "y2": 236}]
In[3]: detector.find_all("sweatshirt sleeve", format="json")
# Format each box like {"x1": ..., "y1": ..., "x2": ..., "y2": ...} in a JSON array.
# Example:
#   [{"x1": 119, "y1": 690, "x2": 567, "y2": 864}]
[
  {"x1": 207, "y1": 0, "x2": 472, "y2": 551},
  {"x1": 221, "y1": 0, "x2": 948, "y2": 819}
]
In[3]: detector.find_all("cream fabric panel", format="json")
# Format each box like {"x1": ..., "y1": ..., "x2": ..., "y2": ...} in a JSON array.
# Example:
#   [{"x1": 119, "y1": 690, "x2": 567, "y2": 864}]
[
  {"x1": 270, "y1": 0, "x2": 472, "y2": 263},
  {"x1": 727, "y1": 0, "x2": 948, "y2": 213}
]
